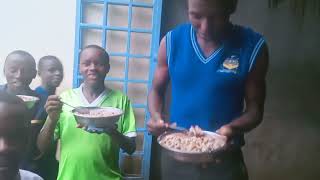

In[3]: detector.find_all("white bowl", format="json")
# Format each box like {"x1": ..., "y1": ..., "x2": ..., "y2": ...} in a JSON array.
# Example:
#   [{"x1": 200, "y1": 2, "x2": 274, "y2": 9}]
[
  {"x1": 72, "y1": 107, "x2": 123, "y2": 128},
  {"x1": 16, "y1": 95, "x2": 39, "y2": 109}
]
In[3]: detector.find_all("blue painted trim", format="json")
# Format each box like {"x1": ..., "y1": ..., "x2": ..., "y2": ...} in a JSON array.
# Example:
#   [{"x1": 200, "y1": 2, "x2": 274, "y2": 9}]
[
  {"x1": 80, "y1": 23, "x2": 152, "y2": 33},
  {"x1": 101, "y1": 0, "x2": 108, "y2": 48},
  {"x1": 109, "y1": 53, "x2": 150, "y2": 59},
  {"x1": 73, "y1": 0, "x2": 82, "y2": 88},
  {"x1": 123, "y1": 0, "x2": 133, "y2": 95},
  {"x1": 142, "y1": 0, "x2": 163, "y2": 179},
  {"x1": 82, "y1": 0, "x2": 153, "y2": 8}
]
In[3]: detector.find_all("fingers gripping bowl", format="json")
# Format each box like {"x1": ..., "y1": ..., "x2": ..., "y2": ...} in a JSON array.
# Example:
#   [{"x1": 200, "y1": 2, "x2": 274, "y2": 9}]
[
  {"x1": 158, "y1": 130, "x2": 228, "y2": 163},
  {"x1": 72, "y1": 107, "x2": 123, "y2": 128}
]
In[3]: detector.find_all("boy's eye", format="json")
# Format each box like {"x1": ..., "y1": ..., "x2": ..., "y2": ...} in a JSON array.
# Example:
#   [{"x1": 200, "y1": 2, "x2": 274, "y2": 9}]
[
  {"x1": 81, "y1": 62, "x2": 90, "y2": 66},
  {"x1": 191, "y1": 13, "x2": 202, "y2": 19},
  {"x1": 95, "y1": 62, "x2": 104, "y2": 67},
  {"x1": 48, "y1": 68, "x2": 56, "y2": 73},
  {"x1": 9, "y1": 68, "x2": 17, "y2": 73}
]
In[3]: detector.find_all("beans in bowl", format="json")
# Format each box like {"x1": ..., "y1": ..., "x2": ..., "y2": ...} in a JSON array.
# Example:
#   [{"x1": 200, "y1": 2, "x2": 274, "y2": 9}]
[
  {"x1": 73, "y1": 108, "x2": 119, "y2": 118},
  {"x1": 159, "y1": 128, "x2": 226, "y2": 153}
]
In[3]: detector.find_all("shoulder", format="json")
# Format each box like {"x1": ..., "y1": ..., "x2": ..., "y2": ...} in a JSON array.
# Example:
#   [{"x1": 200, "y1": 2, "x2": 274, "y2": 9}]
[
  {"x1": 231, "y1": 25, "x2": 265, "y2": 48},
  {"x1": 167, "y1": 23, "x2": 191, "y2": 36},
  {"x1": 172, "y1": 23, "x2": 191, "y2": 32},
  {"x1": 19, "y1": 169, "x2": 43, "y2": 180}
]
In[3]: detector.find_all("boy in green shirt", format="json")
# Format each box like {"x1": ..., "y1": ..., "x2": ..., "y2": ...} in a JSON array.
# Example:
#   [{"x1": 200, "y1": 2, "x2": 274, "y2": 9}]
[{"x1": 37, "y1": 45, "x2": 136, "y2": 180}]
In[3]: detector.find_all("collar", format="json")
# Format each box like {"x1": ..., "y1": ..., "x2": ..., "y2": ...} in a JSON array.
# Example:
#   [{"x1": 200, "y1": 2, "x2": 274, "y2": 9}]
[{"x1": 78, "y1": 83, "x2": 111, "y2": 107}]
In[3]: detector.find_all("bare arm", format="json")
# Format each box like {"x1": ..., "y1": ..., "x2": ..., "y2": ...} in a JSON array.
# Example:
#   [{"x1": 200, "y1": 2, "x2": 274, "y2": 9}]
[
  {"x1": 37, "y1": 95, "x2": 62, "y2": 154},
  {"x1": 147, "y1": 37, "x2": 171, "y2": 136},
  {"x1": 218, "y1": 44, "x2": 269, "y2": 137}
]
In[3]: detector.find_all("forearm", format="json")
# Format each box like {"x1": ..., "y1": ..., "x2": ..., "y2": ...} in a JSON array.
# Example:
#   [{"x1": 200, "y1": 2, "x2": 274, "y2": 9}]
[
  {"x1": 110, "y1": 131, "x2": 136, "y2": 155},
  {"x1": 229, "y1": 105, "x2": 264, "y2": 135},
  {"x1": 148, "y1": 89, "x2": 165, "y2": 119},
  {"x1": 37, "y1": 118, "x2": 57, "y2": 154},
  {"x1": 229, "y1": 43, "x2": 268, "y2": 135}
]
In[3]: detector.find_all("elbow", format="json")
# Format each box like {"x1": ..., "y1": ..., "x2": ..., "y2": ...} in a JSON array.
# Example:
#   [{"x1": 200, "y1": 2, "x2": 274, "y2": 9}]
[
  {"x1": 36, "y1": 134, "x2": 50, "y2": 155},
  {"x1": 36, "y1": 139, "x2": 46, "y2": 155}
]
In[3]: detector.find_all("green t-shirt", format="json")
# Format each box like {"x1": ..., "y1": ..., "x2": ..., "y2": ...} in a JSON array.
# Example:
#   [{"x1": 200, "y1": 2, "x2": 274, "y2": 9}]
[{"x1": 54, "y1": 88, "x2": 136, "y2": 180}]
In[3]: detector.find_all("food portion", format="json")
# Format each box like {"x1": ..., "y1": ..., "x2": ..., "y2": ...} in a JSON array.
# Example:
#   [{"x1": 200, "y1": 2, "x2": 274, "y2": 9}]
[
  {"x1": 73, "y1": 107, "x2": 122, "y2": 118},
  {"x1": 16, "y1": 95, "x2": 39, "y2": 102},
  {"x1": 159, "y1": 126, "x2": 226, "y2": 153}
]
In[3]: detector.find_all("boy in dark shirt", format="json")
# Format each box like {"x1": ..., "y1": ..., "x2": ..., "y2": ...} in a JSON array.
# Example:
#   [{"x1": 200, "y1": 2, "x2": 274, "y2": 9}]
[
  {"x1": 0, "y1": 91, "x2": 43, "y2": 180},
  {"x1": 35, "y1": 55, "x2": 64, "y2": 120},
  {"x1": 0, "y1": 50, "x2": 42, "y2": 173},
  {"x1": 35, "y1": 55, "x2": 63, "y2": 180}
]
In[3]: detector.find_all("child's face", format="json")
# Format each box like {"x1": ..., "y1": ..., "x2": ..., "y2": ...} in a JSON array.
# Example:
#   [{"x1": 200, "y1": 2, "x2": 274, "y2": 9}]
[
  {"x1": 0, "y1": 103, "x2": 28, "y2": 179},
  {"x1": 79, "y1": 48, "x2": 110, "y2": 87},
  {"x1": 4, "y1": 54, "x2": 36, "y2": 91},
  {"x1": 39, "y1": 59, "x2": 63, "y2": 89}
]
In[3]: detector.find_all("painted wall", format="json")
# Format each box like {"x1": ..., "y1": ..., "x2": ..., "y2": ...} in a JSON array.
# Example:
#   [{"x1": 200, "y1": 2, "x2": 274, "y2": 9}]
[
  {"x1": 0, "y1": 0, "x2": 76, "y2": 93},
  {"x1": 153, "y1": 0, "x2": 320, "y2": 179}
]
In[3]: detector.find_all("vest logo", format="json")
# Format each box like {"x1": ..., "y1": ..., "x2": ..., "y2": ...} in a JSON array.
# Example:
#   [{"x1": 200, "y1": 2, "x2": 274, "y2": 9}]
[{"x1": 217, "y1": 55, "x2": 239, "y2": 74}]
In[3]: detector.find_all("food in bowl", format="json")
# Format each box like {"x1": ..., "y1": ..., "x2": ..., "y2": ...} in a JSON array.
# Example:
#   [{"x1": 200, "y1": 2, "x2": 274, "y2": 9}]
[
  {"x1": 73, "y1": 108, "x2": 121, "y2": 118},
  {"x1": 158, "y1": 128, "x2": 226, "y2": 153}
]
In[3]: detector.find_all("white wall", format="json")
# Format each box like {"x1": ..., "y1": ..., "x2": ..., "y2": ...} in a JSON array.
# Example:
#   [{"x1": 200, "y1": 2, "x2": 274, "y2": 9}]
[{"x1": 0, "y1": 0, "x2": 76, "y2": 93}]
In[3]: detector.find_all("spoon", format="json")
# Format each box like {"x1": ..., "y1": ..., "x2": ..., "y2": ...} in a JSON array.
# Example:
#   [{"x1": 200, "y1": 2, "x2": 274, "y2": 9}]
[{"x1": 60, "y1": 100, "x2": 90, "y2": 114}]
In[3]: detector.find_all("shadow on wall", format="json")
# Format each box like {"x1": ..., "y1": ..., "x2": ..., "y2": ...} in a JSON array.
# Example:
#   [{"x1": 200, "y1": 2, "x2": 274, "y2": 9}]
[{"x1": 152, "y1": 0, "x2": 320, "y2": 180}]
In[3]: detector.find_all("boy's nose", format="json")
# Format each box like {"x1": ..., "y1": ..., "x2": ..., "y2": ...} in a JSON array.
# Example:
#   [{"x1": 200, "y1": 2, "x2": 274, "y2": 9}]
[
  {"x1": 54, "y1": 70, "x2": 62, "y2": 76},
  {"x1": 88, "y1": 63, "x2": 97, "y2": 70}
]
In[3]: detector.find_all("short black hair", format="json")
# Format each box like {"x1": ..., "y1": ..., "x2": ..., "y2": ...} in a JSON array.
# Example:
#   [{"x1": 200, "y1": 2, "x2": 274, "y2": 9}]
[
  {"x1": 80, "y1": 45, "x2": 110, "y2": 64},
  {"x1": 223, "y1": 0, "x2": 238, "y2": 14},
  {"x1": 4, "y1": 50, "x2": 36, "y2": 68},
  {"x1": 38, "y1": 55, "x2": 62, "y2": 72},
  {"x1": 187, "y1": 0, "x2": 238, "y2": 15}
]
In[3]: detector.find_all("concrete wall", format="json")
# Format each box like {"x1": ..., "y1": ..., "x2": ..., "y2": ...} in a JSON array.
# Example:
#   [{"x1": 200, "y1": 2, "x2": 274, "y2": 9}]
[
  {"x1": 0, "y1": 0, "x2": 76, "y2": 93},
  {"x1": 157, "y1": 0, "x2": 320, "y2": 179}
]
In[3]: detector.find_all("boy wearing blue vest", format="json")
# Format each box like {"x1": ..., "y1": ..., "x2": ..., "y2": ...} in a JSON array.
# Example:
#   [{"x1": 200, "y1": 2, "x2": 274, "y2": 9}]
[{"x1": 147, "y1": 0, "x2": 269, "y2": 179}]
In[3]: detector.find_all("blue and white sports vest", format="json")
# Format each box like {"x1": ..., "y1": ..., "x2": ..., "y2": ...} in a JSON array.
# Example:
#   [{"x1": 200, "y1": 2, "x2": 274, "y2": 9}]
[{"x1": 166, "y1": 24, "x2": 265, "y2": 145}]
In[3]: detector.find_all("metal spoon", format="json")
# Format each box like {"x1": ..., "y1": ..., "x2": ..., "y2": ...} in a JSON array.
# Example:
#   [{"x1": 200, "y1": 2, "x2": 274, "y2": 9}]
[
  {"x1": 168, "y1": 123, "x2": 187, "y2": 132},
  {"x1": 60, "y1": 100, "x2": 90, "y2": 114}
]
